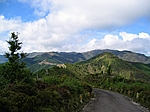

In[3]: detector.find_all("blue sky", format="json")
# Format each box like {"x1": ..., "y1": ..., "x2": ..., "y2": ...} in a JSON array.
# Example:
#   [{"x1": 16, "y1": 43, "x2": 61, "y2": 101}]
[
  {"x1": 0, "y1": 0, "x2": 37, "y2": 21},
  {"x1": 0, "y1": 0, "x2": 150, "y2": 55}
]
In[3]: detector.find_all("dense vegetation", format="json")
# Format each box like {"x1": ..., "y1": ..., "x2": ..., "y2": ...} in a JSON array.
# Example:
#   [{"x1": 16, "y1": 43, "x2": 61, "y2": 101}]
[
  {"x1": 0, "y1": 33, "x2": 92, "y2": 112},
  {"x1": 0, "y1": 68, "x2": 92, "y2": 111}
]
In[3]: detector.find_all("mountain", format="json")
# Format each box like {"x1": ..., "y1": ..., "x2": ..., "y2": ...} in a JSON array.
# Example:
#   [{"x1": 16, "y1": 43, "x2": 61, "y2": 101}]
[
  {"x1": 66, "y1": 52, "x2": 150, "y2": 82},
  {"x1": 1, "y1": 49, "x2": 150, "y2": 72},
  {"x1": 83, "y1": 49, "x2": 150, "y2": 64},
  {"x1": 22, "y1": 52, "x2": 87, "y2": 72},
  {"x1": 27, "y1": 49, "x2": 150, "y2": 65}
]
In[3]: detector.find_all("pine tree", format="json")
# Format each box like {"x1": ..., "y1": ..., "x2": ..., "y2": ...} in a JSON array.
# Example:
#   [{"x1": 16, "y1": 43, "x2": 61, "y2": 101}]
[
  {"x1": 5, "y1": 32, "x2": 27, "y2": 63},
  {"x1": 3, "y1": 32, "x2": 30, "y2": 83}
]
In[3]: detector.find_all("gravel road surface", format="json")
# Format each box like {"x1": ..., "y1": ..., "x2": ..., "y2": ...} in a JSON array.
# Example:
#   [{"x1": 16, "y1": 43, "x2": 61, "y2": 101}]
[{"x1": 82, "y1": 88, "x2": 148, "y2": 112}]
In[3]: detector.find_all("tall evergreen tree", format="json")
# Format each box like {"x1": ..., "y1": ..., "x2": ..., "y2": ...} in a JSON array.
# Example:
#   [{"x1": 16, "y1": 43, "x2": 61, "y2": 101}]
[
  {"x1": 5, "y1": 32, "x2": 27, "y2": 63},
  {"x1": 3, "y1": 32, "x2": 30, "y2": 83}
]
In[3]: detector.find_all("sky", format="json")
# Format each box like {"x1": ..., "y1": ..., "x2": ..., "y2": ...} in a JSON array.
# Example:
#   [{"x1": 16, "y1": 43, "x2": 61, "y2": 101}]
[{"x1": 0, "y1": 0, "x2": 150, "y2": 55}]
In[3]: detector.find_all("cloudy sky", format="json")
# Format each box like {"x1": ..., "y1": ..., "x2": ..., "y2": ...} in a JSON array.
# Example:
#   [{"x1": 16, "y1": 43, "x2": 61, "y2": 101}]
[{"x1": 0, "y1": 0, "x2": 150, "y2": 55}]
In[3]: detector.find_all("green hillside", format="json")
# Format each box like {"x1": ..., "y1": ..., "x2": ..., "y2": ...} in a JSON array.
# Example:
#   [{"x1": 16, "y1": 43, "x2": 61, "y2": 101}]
[
  {"x1": 131, "y1": 62, "x2": 150, "y2": 76},
  {"x1": 67, "y1": 52, "x2": 150, "y2": 82}
]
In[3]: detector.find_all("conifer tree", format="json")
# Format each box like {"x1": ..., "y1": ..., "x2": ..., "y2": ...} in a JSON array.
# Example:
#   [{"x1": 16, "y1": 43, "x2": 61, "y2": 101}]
[
  {"x1": 5, "y1": 32, "x2": 27, "y2": 63},
  {"x1": 3, "y1": 32, "x2": 30, "y2": 83}
]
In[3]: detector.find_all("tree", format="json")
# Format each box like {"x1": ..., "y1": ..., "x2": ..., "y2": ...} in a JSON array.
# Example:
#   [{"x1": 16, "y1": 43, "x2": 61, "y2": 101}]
[
  {"x1": 5, "y1": 32, "x2": 27, "y2": 63},
  {"x1": 3, "y1": 32, "x2": 30, "y2": 83}
]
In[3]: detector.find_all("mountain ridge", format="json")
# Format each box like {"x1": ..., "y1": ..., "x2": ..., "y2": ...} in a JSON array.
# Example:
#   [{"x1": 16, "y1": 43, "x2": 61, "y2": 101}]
[
  {"x1": 82, "y1": 49, "x2": 150, "y2": 63},
  {"x1": 1, "y1": 49, "x2": 150, "y2": 72},
  {"x1": 1, "y1": 49, "x2": 149, "y2": 64},
  {"x1": 29, "y1": 49, "x2": 150, "y2": 64}
]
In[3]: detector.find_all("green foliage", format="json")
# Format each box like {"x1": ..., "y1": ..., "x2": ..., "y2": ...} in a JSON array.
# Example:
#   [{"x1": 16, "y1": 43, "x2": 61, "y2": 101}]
[
  {"x1": 42, "y1": 74, "x2": 84, "y2": 94},
  {"x1": 2, "y1": 62, "x2": 33, "y2": 84},
  {"x1": 43, "y1": 76, "x2": 61, "y2": 85},
  {"x1": 0, "y1": 64, "x2": 92, "y2": 112},
  {"x1": 5, "y1": 32, "x2": 27, "y2": 63},
  {"x1": 0, "y1": 96, "x2": 17, "y2": 111},
  {"x1": 34, "y1": 66, "x2": 75, "y2": 79},
  {"x1": 61, "y1": 76, "x2": 83, "y2": 94},
  {"x1": 0, "y1": 75, "x2": 8, "y2": 89},
  {"x1": 0, "y1": 79, "x2": 91, "y2": 112},
  {"x1": 106, "y1": 65, "x2": 112, "y2": 75},
  {"x1": 1, "y1": 32, "x2": 32, "y2": 84}
]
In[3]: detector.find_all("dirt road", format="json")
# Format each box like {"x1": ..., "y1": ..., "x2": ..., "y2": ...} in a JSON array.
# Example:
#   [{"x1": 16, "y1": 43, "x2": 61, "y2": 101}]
[{"x1": 82, "y1": 88, "x2": 147, "y2": 112}]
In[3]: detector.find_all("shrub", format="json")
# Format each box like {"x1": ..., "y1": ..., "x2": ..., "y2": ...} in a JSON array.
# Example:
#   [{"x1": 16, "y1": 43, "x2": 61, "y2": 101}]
[
  {"x1": 9, "y1": 84, "x2": 37, "y2": 96},
  {"x1": 0, "y1": 96, "x2": 17, "y2": 112},
  {"x1": 42, "y1": 76, "x2": 61, "y2": 85},
  {"x1": 62, "y1": 77, "x2": 83, "y2": 94}
]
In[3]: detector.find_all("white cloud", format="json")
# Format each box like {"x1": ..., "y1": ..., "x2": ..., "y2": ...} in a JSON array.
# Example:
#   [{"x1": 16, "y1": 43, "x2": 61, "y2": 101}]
[
  {"x1": 1, "y1": 0, "x2": 150, "y2": 55},
  {"x1": 0, "y1": 40, "x2": 8, "y2": 54},
  {"x1": 139, "y1": 33, "x2": 150, "y2": 39},
  {"x1": 120, "y1": 32, "x2": 138, "y2": 41},
  {"x1": 81, "y1": 32, "x2": 150, "y2": 55},
  {"x1": 102, "y1": 35, "x2": 121, "y2": 46},
  {"x1": 0, "y1": 15, "x2": 22, "y2": 32},
  {"x1": 120, "y1": 32, "x2": 150, "y2": 41},
  {"x1": 18, "y1": 0, "x2": 150, "y2": 29}
]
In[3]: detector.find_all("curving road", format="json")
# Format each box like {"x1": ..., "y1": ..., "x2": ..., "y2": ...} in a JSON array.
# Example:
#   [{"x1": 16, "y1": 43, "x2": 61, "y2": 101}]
[{"x1": 82, "y1": 88, "x2": 147, "y2": 112}]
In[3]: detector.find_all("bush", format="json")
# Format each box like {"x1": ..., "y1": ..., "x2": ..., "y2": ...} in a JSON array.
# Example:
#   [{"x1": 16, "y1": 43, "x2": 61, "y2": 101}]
[
  {"x1": 62, "y1": 77, "x2": 83, "y2": 94},
  {"x1": 42, "y1": 76, "x2": 61, "y2": 85},
  {"x1": 9, "y1": 84, "x2": 37, "y2": 96},
  {"x1": 0, "y1": 75, "x2": 9, "y2": 89},
  {"x1": 0, "y1": 96, "x2": 17, "y2": 112}
]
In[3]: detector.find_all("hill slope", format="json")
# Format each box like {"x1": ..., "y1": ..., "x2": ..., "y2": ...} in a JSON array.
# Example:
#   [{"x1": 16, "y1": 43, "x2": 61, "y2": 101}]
[{"x1": 66, "y1": 52, "x2": 150, "y2": 82}]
